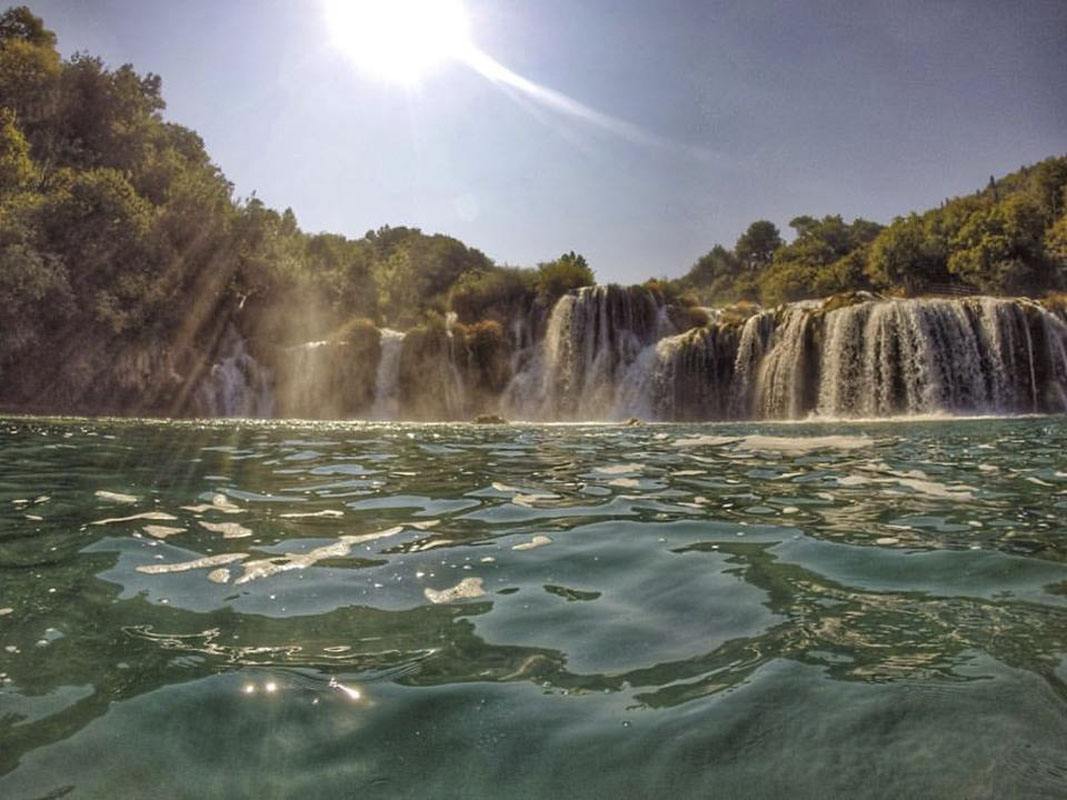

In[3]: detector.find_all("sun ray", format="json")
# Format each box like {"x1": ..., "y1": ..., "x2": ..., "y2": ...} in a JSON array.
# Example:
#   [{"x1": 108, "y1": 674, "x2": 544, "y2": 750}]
[{"x1": 459, "y1": 48, "x2": 715, "y2": 162}]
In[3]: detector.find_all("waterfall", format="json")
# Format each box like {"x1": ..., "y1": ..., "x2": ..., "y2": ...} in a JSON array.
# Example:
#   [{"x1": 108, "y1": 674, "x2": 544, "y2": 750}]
[
  {"x1": 390, "y1": 314, "x2": 472, "y2": 420},
  {"x1": 1039, "y1": 310, "x2": 1067, "y2": 410},
  {"x1": 617, "y1": 325, "x2": 739, "y2": 421},
  {"x1": 194, "y1": 327, "x2": 274, "y2": 418},
  {"x1": 443, "y1": 313, "x2": 468, "y2": 418},
  {"x1": 449, "y1": 294, "x2": 1067, "y2": 421},
  {"x1": 754, "y1": 308, "x2": 815, "y2": 419},
  {"x1": 190, "y1": 295, "x2": 1067, "y2": 422},
  {"x1": 731, "y1": 311, "x2": 776, "y2": 417},
  {"x1": 370, "y1": 329, "x2": 406, "y2": 419},
  {"x1": 277, "y1": 340, "x2": 331, "y2": 418},
  {"x1": 817, "y1": 298, "x2": 1067, "y2": 417},
  {"x1": 273, "y1": 326, "x2": 382, "y2": 419},
  {"x1": 503, "y1": 285, "x2": 668, "y2": 420},
  {"x1": 614, "y1": 338, "x2": 668, "y2": 420}
]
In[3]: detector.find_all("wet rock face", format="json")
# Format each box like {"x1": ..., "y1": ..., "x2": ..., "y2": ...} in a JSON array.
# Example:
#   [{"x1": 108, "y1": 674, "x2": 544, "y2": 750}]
[
  {"x1": 396, "y1": 317, "x2": 513, "y2": 421},
  {"x1": 0, "y1": 335, "x2": 189, "y2": 417}
]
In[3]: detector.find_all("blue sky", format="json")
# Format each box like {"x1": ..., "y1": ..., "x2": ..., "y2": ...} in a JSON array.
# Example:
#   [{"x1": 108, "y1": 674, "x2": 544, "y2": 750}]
[{"x1": 22, "y1": 0, "x2": 1067, "y2": 283}]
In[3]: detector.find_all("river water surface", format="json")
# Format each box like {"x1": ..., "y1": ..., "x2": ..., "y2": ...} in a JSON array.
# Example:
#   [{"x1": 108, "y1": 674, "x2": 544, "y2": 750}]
[{"x1": 0, "y1": 416, "x2": 1065, "y2": 798}]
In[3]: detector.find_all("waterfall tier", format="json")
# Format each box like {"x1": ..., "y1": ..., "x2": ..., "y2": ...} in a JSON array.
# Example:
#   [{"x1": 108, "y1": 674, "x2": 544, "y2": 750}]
[
  {"x1": 503, "y1": 285, "x2": 671, "y2": 420},
  {"x1": 193, "y1": 326, "x2": 274, "y2": 418},
  {"x1": 370, "y1": 329, "x2": 406, "y2": 419}
]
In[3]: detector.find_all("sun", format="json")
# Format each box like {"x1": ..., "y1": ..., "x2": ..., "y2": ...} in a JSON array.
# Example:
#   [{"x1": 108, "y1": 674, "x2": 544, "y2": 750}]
[{"x1": 323, "y1": 0, "x2": 473, "y2": 85}]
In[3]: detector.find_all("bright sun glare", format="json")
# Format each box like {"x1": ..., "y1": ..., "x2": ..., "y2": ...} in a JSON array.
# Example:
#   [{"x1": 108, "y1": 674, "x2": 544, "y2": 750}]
[{"x1": 323, "y1": 0, "x2": 473, "y2": 85}]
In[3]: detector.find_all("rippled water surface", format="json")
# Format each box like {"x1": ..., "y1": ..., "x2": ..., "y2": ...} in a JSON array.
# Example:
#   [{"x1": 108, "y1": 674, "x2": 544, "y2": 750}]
[{"x1": 1, "y1": 416, "x2": 1066, "y2": 799}]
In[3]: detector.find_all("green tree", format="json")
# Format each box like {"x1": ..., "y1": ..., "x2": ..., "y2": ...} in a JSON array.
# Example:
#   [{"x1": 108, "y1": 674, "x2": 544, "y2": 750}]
[
  {"x1": 0, "y1": 6, "x2": 60, "y2": 132},
  {"x1": 735, "y1": 220, "x2": 782, "y2": 271},
  {"x1": 866, "y1": 214, "x2": 946, "y2": 294},
  {"x1": 758, "y1": 261, "x2": 817, "y2": 305},
  {"x1": 54, "y1": 55, "x2": 164, "y2": 174},
  {"x1": 0, "y1": 5, "x2": 56, "y2": 46},
  {"x1": 1045, "y1": 213, "x2": 1067, "y2": 286},
  {"x1": 535, "y1": 251, "x2": 594, "y2": 302},
  {"x1": 948, "y1": 195, "x2": 1048, "y2": 294},
  {"x1": 375, "y1": 247, "x2": 421, "y2": 327},
  {"x1": 0, "y1": 107, "x2": 33, "y2": 191},
  {"x1": 0, "y1": 240, "x2": 70, "y2": 358},
  {"x1": 758, "y1": 215, "x2": 880, "y2": 302},
  {"x1": 36, "y1": 168, "x2": 156, "y2": 331},
  {"x1": 304, "y1": 232, "x2": 378, "y2": 324},
  {"x1": 683, "y1": 244, "x2": 739, "y2": 287},
  {"x1": 449, "y1": 266, "x2": 537, "y2": 323},
  {"x1": 677, "y1": 244, "x2": 749, "y2": 304}
]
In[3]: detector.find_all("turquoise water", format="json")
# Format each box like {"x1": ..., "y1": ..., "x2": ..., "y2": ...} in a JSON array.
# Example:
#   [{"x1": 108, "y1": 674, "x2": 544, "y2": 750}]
[{"x1": 0, "y1": 416, "x2": 1065, "y2": 798}]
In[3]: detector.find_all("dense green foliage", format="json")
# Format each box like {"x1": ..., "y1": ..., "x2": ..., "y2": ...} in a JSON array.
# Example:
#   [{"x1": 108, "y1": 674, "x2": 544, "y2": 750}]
[
  {"x1": 447, "y1": 251, "x2": 597, "y2": 326},
  {"x1": 678, "y1": 160, "x2": 1067, "y2": 305},
  {"x1": 0, "y1": 6, "x2": 525, "y2": 379}
]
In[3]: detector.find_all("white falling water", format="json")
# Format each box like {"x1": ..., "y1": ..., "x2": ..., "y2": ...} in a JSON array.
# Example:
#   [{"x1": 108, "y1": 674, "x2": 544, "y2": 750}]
[
  {"x1": 370, "y1": 329, "x2": 406, "y2": 419},
  {"x1": 614, "y1": 336, "x2": 675, "y2": 420},
  {"x1": 195, "y1": 327, "x2": 274, "y2": 418},
  {"x1": 1040, "y1": 310, "x2": 1067, "y2": 410},
  {"x1": 442, "y1": 313, "x2": 469, "y2": 419},
  {"x1": 816, "y1": 298, "x2": 1066, "y2": 417},
  {"x1": 976, "y1": 298, "x2": 1037, "y2": 411},
  {"x1": 277, "y1": 340, "x2": 331, "y2": 418},
  {"x1": 503, "y1": 285, "x2": 668, "y2": 420},
  {"x1": 754, "y1": 308, "x2": 813, "y2": 419},
  {"x1": 731, "y1": 311, "x2": 775, "y2": 417}
]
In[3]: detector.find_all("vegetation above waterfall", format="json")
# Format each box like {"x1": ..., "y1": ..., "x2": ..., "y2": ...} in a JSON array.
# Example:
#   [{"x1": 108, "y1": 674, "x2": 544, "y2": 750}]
[
  {"x1": 676, "y1": 161, "x2": 1067, "y2": 305},
  {"x1": 0, "y1": 5, "x2": 1065, "y2": 416}
]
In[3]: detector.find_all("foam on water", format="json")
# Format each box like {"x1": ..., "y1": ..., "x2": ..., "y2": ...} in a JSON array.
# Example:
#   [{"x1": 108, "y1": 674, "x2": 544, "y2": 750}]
[{"x1": 135, "y1": 552, "x2": 248, "y2": 575}]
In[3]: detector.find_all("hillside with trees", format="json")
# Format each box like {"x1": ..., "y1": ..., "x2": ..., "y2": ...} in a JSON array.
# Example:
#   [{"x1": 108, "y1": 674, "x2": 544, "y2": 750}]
[{"x1": 676, "y1": 160, "x2": 1067, "y2": 306}]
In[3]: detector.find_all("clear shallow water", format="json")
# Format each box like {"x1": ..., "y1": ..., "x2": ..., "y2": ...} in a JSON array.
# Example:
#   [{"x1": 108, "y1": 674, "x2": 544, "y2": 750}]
[{"x1": 0, "y1": 416, "x2": 1065, "y2": 799}]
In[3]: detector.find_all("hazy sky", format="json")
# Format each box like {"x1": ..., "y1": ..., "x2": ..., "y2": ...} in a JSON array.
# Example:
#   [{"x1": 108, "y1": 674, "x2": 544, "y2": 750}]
[{"x1": 22, "y1": 0, "x2": 1067, "y2": 283}]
